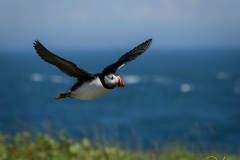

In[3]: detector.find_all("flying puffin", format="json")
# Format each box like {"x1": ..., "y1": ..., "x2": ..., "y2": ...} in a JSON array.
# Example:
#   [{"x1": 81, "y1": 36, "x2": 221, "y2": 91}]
[{"x1": 33, "y1": 38, "x2": 152, "y2": 100}]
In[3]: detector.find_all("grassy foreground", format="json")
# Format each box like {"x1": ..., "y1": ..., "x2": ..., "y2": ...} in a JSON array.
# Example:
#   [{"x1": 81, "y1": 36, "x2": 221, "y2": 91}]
[{"x1": 0, "y1": 132, "x2": 239, "y2": 160}]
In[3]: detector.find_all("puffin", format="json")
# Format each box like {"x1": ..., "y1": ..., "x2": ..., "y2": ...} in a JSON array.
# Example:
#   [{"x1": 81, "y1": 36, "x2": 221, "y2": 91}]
[{"x1": 33, "y1": 38, "x2": 152, "y2": 100}]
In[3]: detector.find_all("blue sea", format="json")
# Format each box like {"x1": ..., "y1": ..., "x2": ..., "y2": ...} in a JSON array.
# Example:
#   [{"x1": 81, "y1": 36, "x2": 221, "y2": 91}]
[{"x1": 0, "y1": 49, "x2": 240, "y2": 152}]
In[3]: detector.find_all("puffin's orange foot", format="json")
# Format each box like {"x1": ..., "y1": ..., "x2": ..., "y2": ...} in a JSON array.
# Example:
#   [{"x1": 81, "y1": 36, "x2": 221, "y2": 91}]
[{"x1": 55, "y1": 92, "x2": 71, "y2": 99}]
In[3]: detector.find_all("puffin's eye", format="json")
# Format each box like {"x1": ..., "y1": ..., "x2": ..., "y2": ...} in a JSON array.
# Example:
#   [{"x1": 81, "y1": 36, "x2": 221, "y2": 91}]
[{"x1": 108, "y1": 75, "x2": 113, "y2": 80}]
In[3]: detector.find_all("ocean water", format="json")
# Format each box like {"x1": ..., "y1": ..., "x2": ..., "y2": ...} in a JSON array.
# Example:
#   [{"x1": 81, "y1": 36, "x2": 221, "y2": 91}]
[{"x1": 0, "y1": 49, "x2": 240, "y2": 152}]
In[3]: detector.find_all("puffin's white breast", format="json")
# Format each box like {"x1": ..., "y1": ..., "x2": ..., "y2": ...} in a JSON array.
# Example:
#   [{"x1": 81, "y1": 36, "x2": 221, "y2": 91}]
[{"x1": 71, "y1": 77, "x2": 112, "y2": 100}]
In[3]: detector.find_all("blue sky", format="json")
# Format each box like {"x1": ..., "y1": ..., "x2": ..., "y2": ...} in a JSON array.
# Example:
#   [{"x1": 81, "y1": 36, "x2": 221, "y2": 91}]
[{"x1": 1, "y1": 0, "x2": 240, "y2": 52}]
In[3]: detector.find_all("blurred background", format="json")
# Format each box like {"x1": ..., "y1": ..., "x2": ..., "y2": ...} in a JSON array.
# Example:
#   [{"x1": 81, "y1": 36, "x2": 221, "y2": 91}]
[{"x1": 0, "y1": 0, "x2": 240, "y2": 152}]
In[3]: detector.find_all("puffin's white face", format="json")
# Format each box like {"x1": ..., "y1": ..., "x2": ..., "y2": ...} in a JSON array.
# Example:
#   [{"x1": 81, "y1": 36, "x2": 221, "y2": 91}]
[{"x1": 104, "y1": 74, "x2": 125, "y2": 88}]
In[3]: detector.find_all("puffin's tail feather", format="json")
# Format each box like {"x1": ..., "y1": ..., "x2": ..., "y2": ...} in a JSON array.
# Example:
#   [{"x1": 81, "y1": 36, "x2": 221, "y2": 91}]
[{"x1": 55, "y1": 92, "x2": 71, "y2": 99}]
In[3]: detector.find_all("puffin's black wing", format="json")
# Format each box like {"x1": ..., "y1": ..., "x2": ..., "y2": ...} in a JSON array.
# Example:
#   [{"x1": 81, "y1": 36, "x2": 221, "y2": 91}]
[
  {"x1": 33, "y1": 40, "x2": 95, "y2": 79},
  {"x1": 102, "y1": 38, "x2": 152, "y2": 74}
]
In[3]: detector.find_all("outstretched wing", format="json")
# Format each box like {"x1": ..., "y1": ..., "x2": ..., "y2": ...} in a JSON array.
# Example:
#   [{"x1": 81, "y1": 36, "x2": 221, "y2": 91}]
[
  {"x1": 33, "y1": 40, "x2": 95, "y2": 79},
  {"x1": 102, "y1": 38, "x2": 152, "y2": 74}
]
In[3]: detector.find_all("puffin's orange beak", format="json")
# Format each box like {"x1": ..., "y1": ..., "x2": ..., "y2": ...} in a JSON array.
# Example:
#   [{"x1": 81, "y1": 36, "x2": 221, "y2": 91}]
[{"x1": 117, "y1": 76, "x2": 125, "y2": 87}]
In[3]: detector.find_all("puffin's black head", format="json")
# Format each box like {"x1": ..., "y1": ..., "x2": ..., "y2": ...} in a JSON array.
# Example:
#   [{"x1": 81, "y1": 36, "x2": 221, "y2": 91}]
[{"x1": 104, "y1": 74, "x2": 125, "y2": 88}]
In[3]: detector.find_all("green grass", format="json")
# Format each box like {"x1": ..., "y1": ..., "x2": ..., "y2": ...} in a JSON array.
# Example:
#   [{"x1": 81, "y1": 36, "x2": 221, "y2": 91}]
[{"x1": 0, "y1": 132, "x2": 239, "y2": 160}]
